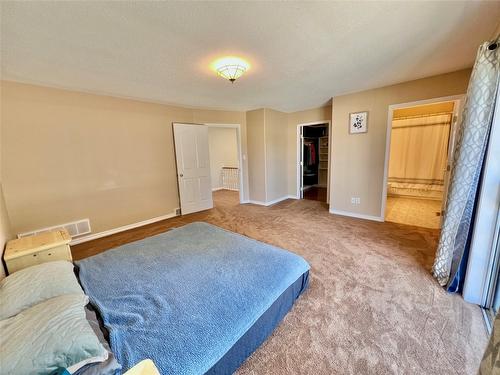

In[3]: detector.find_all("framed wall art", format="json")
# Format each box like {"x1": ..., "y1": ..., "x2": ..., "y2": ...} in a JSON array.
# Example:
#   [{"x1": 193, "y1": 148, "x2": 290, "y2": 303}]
[{"x1": 349, "y1": 111, "x2": 368, "y2": 134}]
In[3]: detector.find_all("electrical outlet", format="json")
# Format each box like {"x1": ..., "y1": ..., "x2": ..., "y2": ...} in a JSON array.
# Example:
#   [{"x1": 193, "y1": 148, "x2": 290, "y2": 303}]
[{"x1": 351, "y1": 197, "x2": 361, "y2": 205}]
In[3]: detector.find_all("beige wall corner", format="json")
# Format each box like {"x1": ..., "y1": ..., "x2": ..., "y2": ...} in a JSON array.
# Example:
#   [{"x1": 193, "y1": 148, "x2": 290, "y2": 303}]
[
  {"x1": 0, "y1": 183, "x2": 12, "y2": 279},
  {"x1": 1, "y1": 81, "x2": 13, "y2": 278},
  {"x1": 264, "y1": 108, "x2": 288, "y2": 202},
  {"x1": 246, "y1": 109, "x2": 266, "y2": 202},
  {"x1": 329, "y1": 68, "x2": 471, "y2": 219}
]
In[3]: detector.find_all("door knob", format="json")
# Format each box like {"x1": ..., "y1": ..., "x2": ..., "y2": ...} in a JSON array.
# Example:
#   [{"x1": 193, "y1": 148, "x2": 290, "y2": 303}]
[{"x1": 179, "y1": 173, "x2": 184, "y2": 177}]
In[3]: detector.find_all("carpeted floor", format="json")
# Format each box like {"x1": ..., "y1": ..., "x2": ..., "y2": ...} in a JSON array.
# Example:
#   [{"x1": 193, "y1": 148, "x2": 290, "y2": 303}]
[{"x1": 73, "y1": 190, "x2": 488, "y2": 374}]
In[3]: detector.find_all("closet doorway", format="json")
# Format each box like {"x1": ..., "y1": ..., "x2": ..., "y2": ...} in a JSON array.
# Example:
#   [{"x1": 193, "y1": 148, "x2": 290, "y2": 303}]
[
  {"x1": 297, "y1": 122, "x2": 331, "y2": 203},
  {"x1": 382, "y1": 97, "x2": 463, "y2": 228}
]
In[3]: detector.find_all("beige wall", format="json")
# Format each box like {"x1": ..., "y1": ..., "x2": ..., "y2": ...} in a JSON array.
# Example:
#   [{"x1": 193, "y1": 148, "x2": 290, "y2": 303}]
[
  {"x1": 0, "y1": 185, "x2": 11, "y2": 278},
  {"x1": 246, "y1": 109, "x2": 266, "y2": 202},
  {"x1": 286, "y1": 106, "x2": 332, "y2": 197},
  {"x1": 1, "y1": 81, "x2": 247, "y2": 236},
  {"x1": 246, "y1": 108, "x2": 290, "y2": 203},
  {"x1": 264, "y1": 109, "x2": 288, "y2": 202},
  {"x1": 208, "y1": 127, "x2": 239, "y2": 190},
  {"x1": 0, "y1": 86, "x2": 13, "y2": 277},
  {"x1": 330, "y1": 69, "x2": 471, "y2": 218},
  {"x1": 1, "y1": 68, "x2": 473, "y2": 240}
]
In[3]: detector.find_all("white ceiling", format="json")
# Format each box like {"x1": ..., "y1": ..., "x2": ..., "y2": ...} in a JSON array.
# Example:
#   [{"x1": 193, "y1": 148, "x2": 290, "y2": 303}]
[{"x1": 1, "y1": 1, "x2": 499, "y2": 112}]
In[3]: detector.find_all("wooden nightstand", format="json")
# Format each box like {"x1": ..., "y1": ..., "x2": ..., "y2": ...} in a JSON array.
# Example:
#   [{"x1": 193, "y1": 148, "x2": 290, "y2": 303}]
[{"x1": 4, "y1": 229, "x2": 72, "y2": 274}]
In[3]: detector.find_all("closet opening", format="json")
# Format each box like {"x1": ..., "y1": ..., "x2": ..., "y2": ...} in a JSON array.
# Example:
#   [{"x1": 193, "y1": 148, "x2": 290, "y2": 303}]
[
  {"x1": 382, "y1": 98, "x2": 462, "y2": 228},
  {"x1": 297, "y1": 122, "x2": 330, "y2": 203}
]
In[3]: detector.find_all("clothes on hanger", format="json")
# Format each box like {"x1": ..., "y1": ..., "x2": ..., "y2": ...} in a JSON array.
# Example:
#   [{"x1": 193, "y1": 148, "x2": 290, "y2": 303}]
[{"x1": 304, "y1": 141, "x2": 316, "y2": 166}]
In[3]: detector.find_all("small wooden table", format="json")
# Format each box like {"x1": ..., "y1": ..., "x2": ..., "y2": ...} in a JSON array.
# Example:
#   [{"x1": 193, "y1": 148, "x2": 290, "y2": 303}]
[{"x1": 4, "y1": 229, "x2": 72, "y2": 274}]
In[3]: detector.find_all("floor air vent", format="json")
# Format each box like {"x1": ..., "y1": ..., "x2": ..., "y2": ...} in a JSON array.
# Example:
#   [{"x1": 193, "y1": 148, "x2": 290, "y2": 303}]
[{"x1": 17, "y1": 219, "x2": 92, "y2": 239}]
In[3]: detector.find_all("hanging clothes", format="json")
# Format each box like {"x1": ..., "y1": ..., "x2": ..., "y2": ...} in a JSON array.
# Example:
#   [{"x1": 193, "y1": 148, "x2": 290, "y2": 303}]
[
  {"x1": 304, "y1": 142, "x2": 317, "y2": 166},
  {"x1": 310, "y1": 143, "x2": 316, "y2": 165}
]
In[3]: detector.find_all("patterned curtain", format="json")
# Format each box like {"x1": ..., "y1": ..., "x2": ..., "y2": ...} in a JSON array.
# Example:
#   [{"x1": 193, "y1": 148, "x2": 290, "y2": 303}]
[{"x1": 432, "y1": 37, "x2": 500, "y2": 289}]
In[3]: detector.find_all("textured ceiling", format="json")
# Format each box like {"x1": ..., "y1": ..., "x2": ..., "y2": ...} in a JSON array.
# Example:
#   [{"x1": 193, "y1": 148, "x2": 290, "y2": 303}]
[{"x1": 1, "y1": 1, "x2": 499, "y2": 112}]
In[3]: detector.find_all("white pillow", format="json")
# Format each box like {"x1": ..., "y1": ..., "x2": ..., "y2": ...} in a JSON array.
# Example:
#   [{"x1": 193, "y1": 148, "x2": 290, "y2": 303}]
[
  {"x1": 0, "y1": 294, "x2": 108, "y2": 374},
  {"x1": 0, "y1": 260, "x2": 84, "y2": 319}
]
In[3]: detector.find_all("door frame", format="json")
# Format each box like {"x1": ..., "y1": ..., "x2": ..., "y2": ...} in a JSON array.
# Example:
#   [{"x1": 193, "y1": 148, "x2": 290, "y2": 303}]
[
  {"x1": 380, "y1": 94, "x2": 465, "y2": 220},
  {"x1": 205, "y1": 123, "x2": 245, "y2": 204},
  {"x1": 296, "y1": 120, "x2": 332, "y2": 203}
]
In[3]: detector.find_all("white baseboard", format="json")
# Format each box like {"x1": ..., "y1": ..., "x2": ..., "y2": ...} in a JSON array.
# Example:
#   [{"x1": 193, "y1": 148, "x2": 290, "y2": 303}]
[
  {"x1": 329, "y1": 208, "x2": 384, "y2": 222},
  {"x1": 70, "y1": 209, "x2": 180, "y2": 245},
  {"x1": 212, "y1": 187, "x2": 239, "y2": 192},
  {"x1": 287, "y1": 195, "x2": 299, "y2": 200},
  {"x1": 247, "y1": 195, "x2": 292, "y2": 207}
]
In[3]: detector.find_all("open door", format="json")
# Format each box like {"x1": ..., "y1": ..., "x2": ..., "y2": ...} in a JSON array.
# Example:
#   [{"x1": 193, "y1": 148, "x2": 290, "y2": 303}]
[
  {"x1": 299, "y1": 126, "x2": 304, "y2": 199},
  {"x1": 173, "y1": 123, "x2": 213, "y2": 215}
]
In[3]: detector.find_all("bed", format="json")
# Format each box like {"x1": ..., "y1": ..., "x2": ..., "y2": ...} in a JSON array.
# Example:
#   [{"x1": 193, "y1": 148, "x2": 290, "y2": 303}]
[{"x1": 76, "y1": 222, "x2": 310, "y2": 374}]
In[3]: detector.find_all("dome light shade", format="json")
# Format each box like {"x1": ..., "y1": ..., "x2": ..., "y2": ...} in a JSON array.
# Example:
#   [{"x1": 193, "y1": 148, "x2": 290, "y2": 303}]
[{"x1": 212, "y1": 56, "x2": 250, "y2": 83}]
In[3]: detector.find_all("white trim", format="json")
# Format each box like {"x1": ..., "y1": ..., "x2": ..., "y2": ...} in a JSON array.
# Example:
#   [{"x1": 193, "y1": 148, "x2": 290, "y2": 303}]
[
  {"x1": 263, "y1": 110, "x2": 268, "y2": 203},
  {"x1": 246, "y1": 195, "x2": 292, "y2": 206},
  {"x1": 212, "y1": 187, "x2": 239, "y2": 192},
  {"x1": 380, "y1": 94, "x2": 465, "y2": 221},
  {"x1": 463, "y1": 83, "x2": 500, "y2": 306},
  {"x1": 329, "y1": 208, "x2": 384, "y2": 222},
  {"x1": 296, "y1": 120, "x2": 331, "y2": 200},
  {"x1": 205, "y1": 123, "x2": 245, "y2": 204},
  {"x1": 70, "y1": 209, "x2": 179, "y2": 245}
]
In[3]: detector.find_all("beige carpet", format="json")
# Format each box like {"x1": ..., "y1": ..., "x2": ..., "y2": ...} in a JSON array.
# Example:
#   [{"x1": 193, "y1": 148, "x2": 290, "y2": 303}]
[
  {"x1": 207, "y1": 191, "x2": 486, "y2": 374},
  {"x1": 75, "y1": 190, "x2": 488, "y2": 374}
]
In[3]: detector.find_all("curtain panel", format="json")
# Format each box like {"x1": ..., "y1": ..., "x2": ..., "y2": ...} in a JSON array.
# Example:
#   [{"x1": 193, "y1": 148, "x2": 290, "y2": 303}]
[
  {"x1": 389, "y1": 114, "x2": 451, "y2": 184},
  {"x1": 432, "y1": 38, "x2": 499, "y2": 289}
]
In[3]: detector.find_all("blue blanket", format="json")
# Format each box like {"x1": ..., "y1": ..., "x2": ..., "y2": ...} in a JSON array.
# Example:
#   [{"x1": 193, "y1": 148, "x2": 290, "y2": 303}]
[{"x1": 76, "y1": 222, "x2": 310, "y2": 374}]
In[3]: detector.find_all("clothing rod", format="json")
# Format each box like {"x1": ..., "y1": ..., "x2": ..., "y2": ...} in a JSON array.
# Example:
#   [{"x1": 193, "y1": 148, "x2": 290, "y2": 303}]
[{"x1": 393, "y1": 111, "x2": 453, "y2": 121}]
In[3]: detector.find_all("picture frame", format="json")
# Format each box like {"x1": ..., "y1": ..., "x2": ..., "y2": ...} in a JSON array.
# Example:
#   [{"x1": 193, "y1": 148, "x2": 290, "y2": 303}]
[{"x1": 349, "y1": 111, "x2": 368, "y2": 134}]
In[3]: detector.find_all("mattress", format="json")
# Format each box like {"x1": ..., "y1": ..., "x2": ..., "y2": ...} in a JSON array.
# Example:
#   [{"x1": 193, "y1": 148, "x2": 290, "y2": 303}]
[{"x1": 76, "y1": 222, "x2": 310, "y2": 374}]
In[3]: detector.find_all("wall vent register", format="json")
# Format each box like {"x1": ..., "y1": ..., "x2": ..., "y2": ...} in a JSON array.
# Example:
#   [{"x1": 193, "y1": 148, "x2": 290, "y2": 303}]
[{"x1": 17, "y1": 218, "x2": 91, "y2": 239}]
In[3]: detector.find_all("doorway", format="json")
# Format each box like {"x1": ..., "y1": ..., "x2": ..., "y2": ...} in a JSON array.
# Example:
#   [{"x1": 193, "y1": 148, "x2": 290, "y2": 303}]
[
  {"x1": 382, "y1": 97, "x2": 462, "y2": 228},
  {"x1": 297, "y1": 122, "x2": 330, "y2": 203},
  {"x1": 206, "y1": 123, "x2": 243, "y2": 208}
]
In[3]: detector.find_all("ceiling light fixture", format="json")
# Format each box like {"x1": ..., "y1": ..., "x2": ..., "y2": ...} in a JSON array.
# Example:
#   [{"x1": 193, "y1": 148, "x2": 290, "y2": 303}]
[{"x1": 211, "y1": 56, "x2": 250, "y2": 83}]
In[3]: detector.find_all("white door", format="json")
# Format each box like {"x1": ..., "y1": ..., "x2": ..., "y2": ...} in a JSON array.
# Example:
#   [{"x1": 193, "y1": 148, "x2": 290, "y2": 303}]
[
  {"x1": 173, "y1": 123, "x2": 213, "y2": 215},
  {"x1": 300, "y1": 126, "x2": 304, "y2": 199}
]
